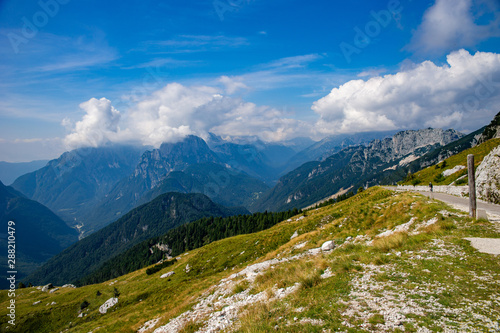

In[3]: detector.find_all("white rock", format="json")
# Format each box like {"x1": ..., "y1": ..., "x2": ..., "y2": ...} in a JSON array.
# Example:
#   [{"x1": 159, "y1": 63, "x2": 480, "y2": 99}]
[
  {"x1": 321, "y1": 267, "x2": 334, "y2": 279},
  {"x1": 138, "y1": 318, "x2": 160, "y2": 333},
  {"x1": 160, "y1": 271, "x2": 175, "y2": 279},
  {"x1": 41, "y1": 284, "x2": 53, "y2": 292},
  {"x1": 62, "y1": 284, "x2": 76, "y2": 288},
  {"x1": 442, "y1": 165, "x2": 465, "y2": 177},
  {"x1": 321, "y1": 240, "x2": 335, "y2": 252},
  {"x1": 290, "y1": 230, "x2": 298, "y2": 240},
  {"x1": 99, "y1": 297, "x2": 118, "y2": 314},
  {"x1": 49, "y1": 288, "x2": 59, "y2": 293},
  {"x1": 184, "y1": 264, "x2": 191, "y2": 273},
  {"x1": 308, "y1": 248, "x2": 321, "y2": 255},
  {"x1": 476, "y1": 145, "x2": 500, "y2": 204},
  {"x1": 33, "y1": 301, "x2": 41, "y2": 305},
  {"x1": 294, "y1": 241, "x2": 307, "y2": 249}
]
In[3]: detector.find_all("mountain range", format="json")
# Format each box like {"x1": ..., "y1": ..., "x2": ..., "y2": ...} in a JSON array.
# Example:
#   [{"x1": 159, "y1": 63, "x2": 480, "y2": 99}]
[
  {"x1": 11, "y1": 145, "x2": 146, "y2": 234},
  {"x1": 251, "y1": 128, "x2": 464, "y2": 212}
]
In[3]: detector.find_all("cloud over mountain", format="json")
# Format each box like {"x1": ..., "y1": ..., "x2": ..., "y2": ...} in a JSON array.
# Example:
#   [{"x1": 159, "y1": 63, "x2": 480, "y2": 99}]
[
  {"x1": 64, "y1": 82, "x2": 309, "y2": 148},
  {"x1": 312, "y1": 50, "x2": 500, "y2": 135},
  {"x1": 64, "y1": 98, "x2": 122, "y2": 148}
]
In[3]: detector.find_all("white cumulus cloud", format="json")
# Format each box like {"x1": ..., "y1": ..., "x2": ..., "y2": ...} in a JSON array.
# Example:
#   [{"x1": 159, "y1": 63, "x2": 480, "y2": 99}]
[
  {"x1": 312, "y1": 50, "x2": 500, "y2": 135},
  {"x1": 64, "y1": 82, "x2": 310, "y2": 148},
  {"x1": 408, "y1": 0, "x2": 500, "y2": 55},
  {"x1": 64, "y1": 97, "x2": 123, "y2": 149}
]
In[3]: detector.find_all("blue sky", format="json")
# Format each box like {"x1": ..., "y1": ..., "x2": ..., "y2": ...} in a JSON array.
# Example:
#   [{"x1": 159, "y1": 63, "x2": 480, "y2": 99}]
[{"x1": 1, "y1": 0, "x2": 500, "y2": 161}]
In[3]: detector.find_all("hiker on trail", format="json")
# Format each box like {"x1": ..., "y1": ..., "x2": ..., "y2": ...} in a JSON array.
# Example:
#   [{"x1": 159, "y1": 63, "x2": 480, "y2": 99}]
[{"x1": 429, "y1": 182, "x2": 433, "y2": 192}]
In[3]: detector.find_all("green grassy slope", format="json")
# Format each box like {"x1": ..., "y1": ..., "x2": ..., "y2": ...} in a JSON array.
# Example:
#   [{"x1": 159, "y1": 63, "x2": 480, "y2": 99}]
[
  {"x1": 400, "y1": 138, "x2": 500, "y2": 186},
  {"x1": 2, "y1": 187, "x2": 499, "y2": 332},
  {"x1": 23, "y1": 192, "x2": 244, "y2": 287}
]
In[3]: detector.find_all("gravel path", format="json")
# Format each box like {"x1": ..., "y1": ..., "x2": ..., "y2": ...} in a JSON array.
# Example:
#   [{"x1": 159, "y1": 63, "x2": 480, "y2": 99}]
[
  {"x1": 464, "y1": 238, "x2": 500, "y2": 255},
  {"x1": 384, "y1": 187, "x2": 500, "y2": 254}
]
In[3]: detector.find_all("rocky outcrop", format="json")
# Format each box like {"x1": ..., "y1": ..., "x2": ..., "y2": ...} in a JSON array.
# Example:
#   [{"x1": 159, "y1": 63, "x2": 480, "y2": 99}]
[
  {"x1": 477, "y1": 111, "x2": 500, "y2": 145},
  {"x1": 41, "y1": 284, "x2": 53, "y2": 292},
  {"x1": 99, "y1": 297, "x2": 118, "y2": 314},
  {"x1": 476, "y1": 145, "x2": 500, "y2": 204},
  {"x1": 160, "y1": 271, "x2": 175, "y2": 279},
  {"x1": 133, "y1": 135, "x2": 220, "y2": 189},
  {"x1": 321, "y1": 240, "x2": 335, "y2": 252},
  {"x1": 390, "y1": 128, "x2": 463, "y2": 158}
]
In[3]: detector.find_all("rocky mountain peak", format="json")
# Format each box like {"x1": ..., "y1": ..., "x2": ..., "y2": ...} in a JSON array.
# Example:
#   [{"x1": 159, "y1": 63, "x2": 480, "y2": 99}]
[
  {"x1": 134, "y1": 135, "x2": 220, "y2": 189},
  {"x1": 390, "y1": 128, "x2": 463, "y2": 157}
]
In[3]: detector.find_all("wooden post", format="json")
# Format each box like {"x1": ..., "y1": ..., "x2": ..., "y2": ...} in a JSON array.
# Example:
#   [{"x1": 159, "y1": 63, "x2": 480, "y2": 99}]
[{"x1": 467, "y1": 154, "x2": 476, "y2": 218}]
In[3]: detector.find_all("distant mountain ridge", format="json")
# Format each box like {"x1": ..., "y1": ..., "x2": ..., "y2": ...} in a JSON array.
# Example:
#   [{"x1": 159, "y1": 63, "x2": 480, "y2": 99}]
[
  {"x1": 8, "y1": 128, "x2": 467, "y2": 237},
  {"x1": 252, "y1": 128, "x2": 464, "y2": 212},
  {"x1": 0, "y1": 160, "x2": 48, "y2": 185},
  {"x1": 283, "y1": 131, "x2": 397, "y2": 173},
  {"x1": 10, "y1": 137, "x2": 273, "y2": 235},
  {"x1": 11, "y1": 145, "x2": 145, "y2": 229}
]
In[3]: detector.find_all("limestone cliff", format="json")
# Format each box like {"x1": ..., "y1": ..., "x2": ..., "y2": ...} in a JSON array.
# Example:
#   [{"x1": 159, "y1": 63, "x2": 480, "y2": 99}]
[{"x1": 476, "y1": 145, "x2": 500, "y2": 204}]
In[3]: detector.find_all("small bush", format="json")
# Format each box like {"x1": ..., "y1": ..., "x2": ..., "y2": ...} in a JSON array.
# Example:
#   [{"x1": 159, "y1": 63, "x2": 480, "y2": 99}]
[
  {"x1": 80, "y1": 300, "x2": 90, "y2": 310},
  {"x1": 369, "y1": 313, "x2": 385, "y2": 325},
  {"x1": 433, "y1": 174, "x2": 446, "y2": 183},
  {"x1": 232, "y1": 280, "x2": 249, "y2": 294},
  {"x1": 179, "y1": 320, "x2": 204, "y2": 333},
  {"x1": 299, "y1": 271, "x2": 322, "y2": 289},
  {"x1": 113, "y1": 287, "x2": 120, "y2": 298}
]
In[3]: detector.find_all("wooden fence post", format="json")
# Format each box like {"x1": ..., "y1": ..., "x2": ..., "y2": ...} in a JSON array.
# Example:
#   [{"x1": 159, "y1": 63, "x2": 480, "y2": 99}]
[{"x1": 467, "y1": 154, "x2": 477, "y2": 218}]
